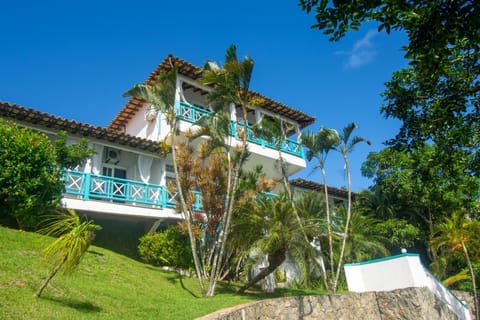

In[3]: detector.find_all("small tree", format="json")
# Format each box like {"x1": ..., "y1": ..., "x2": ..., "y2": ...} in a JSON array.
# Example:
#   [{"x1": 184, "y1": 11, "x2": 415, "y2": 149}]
[
  {"x1": 35, "y1": 209, "x2": 101, "y2": 298},
  {"x1": 0, "y1": 121, "x2": 93, "y2": 230}
]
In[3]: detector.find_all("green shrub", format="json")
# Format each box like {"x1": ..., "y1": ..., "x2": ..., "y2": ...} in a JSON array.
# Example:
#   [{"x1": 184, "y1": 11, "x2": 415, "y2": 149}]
[
  {"x1": 0, "y1": 120, "x2": 63, "y2": 229},
  {"x1": 138, "y1": 225, "x2": 193, "y2": 269},
  {"x1": 0, "y1": 120, "x2": 94, "y2": 230}
]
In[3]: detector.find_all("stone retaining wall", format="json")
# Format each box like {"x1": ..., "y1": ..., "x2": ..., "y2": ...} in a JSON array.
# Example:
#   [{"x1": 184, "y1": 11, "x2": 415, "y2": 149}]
[{"x1": 196, "y1": 287, "x2": 462, "y2": 320}]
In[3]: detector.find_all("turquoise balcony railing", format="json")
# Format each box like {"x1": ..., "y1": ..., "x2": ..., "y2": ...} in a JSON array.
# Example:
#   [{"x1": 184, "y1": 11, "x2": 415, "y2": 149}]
[
  {"x1": 175, "y1": 101, "x2": 304, "y2": 158},
  {"x1": 63, "y1": 170, "x2": 202, "y2": 210}
]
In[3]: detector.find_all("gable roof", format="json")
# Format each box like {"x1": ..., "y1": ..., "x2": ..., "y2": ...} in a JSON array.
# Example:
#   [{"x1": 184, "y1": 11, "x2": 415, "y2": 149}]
[
  {"x1": 108, "y1": 55, "x2": 316, "y2": 132},
  {"x1": 0, "y1": 101, "x2": 161, "y2": 153},
  {"x1": 289, "y1": 178, "x2": 355, "y2": 200}
]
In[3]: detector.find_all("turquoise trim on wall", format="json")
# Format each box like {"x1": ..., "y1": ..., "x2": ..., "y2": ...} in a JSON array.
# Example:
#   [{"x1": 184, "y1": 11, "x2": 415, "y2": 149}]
[
  {"x1": 176, "y1": 101, "x2": 305, "y2": 159},
  {"x1": 344, "y1": 253, "x2": 420, "y2": 266}
]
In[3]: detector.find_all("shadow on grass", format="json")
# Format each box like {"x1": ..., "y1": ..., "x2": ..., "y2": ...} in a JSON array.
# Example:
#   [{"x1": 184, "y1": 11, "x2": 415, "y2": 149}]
[
  {"x1": 166, "y1": 273, "x2": 201, "y2": 298},
  {"x1": 43, "y1": 296, "x2": 102, "y2": 313},
  {"x1": 144, "y1": 265, "x2": 201, "y2": 298}
]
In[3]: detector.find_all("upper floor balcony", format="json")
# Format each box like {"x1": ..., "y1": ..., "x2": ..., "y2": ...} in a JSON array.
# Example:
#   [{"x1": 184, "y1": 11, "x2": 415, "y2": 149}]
[{"x1": 175, "y1": 100, "x2": 305, "y2": 159}]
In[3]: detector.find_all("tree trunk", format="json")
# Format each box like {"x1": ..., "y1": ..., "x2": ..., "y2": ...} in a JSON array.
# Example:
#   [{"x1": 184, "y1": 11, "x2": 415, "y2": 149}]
[
  {"x1": 171, "y1": 133, "x2": 205, "y2": 295},
  {"x1": 35, "y1": 260, "x2": 64, "y2": 298},
  {"x1": 321, "y1": 167, "x2": 333, "y2": 291},
  {"x1": 462, "y1": 242, "x2": 479, "y2": 320},
  {"x1": 333, "y1": 156, "x2": 351, "y2": 293},
  {"x1": 237, "y1": 249, "x2": 286, "y2": 294}
]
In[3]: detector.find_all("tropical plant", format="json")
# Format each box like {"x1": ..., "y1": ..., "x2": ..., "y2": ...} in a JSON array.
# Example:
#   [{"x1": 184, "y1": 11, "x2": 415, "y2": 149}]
[
  {"x1": 332, "y1": 122, "x2": 370, "y2": 292},
  {"x1": 123, "y1": 65, "x2": 207, "y2": 293},
  {"x1": 195, "y1": 44, "x2": 258, "y2": 297},
  {"x1": 35, "y1": 209, "x2": 101, "y2": 298},
  {"x1": 334, "y1": 206, "x2": 389, "y2": 264},
  {"x1": 232, "y1": 194, "x2": 320, "y2": 293},
  {"x1": 0, "y1": 121, "x2": 93, "y2": 230},
  {"x1": 302, "y1": 126, "x2": 340, "y2": 288},
  {"x1": 138, "y1": 225, "x2": 193, "y2": 269},
  {"x1": 430, "y1": 210, "x2": 480, "y2": 320}
]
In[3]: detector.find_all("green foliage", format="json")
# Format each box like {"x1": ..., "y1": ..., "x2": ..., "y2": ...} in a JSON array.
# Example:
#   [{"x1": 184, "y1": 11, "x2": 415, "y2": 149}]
[
  {"x1": 39, "y1": 209, "x2": 101, "y2": 275},
  {"x1": 375, "y1": 219, "x2": 420, "y2": 250},
  {"x1": 54, "y1": 131, "x2": 95, "y2": 170},
  {"x1": 429, "y1": 210, "x2": 480, "y2": 317},
  {"x1": 138, "y1": 225, "x2": 193, "y2": 269},
  {"x1": 362, "y1": 145, "x2": 479, "y2": 245},
  {"x1": 35, "y1": 209, "x2": 101, "y2": 297},
  {"x1": 0, "y1": 120, "x2": 63, "y2": 229},
  {"x1": 0, "y1": 121, "x2": 94, "y2": 230}
]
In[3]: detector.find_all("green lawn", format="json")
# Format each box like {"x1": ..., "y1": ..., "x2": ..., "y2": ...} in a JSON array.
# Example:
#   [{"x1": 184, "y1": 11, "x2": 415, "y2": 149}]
[{"x1": 0, "y1": 226, "x2": 321, "y2": 320}]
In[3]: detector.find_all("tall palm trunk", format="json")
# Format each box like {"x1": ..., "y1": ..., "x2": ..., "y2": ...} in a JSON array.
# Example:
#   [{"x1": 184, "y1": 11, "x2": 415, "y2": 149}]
[
  {"x1": 321, "y1": 166, "x2": 335, "y2": 286},
  {"x1": 237, "y1": 249, "x2": 286, "y2": 293},
  {"x1": 206, "y1": 112, "x2": 248, "y2": 297},
  {"x1": 171, "y1": 133, "x2": 205, "y2": 294},
  {"x1": 278, "y1": 148, "x2": 329, "y2": 289},
  {"x1": 333, "y1": 156, "x2": 351, "y2": 293},
  {"x1": 462, "y1": 242, "x2": 479, "y2": 320}
]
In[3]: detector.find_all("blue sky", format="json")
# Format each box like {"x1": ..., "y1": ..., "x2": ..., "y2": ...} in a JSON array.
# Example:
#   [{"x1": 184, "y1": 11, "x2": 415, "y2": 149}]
[{"x1": 0, "y1": 1, "x2": 408, "y2": 191}]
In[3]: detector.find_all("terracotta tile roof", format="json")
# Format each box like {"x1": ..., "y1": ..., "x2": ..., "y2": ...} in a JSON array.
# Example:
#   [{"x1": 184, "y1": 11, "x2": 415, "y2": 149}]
[
  {"x1": 108, "y1": 55, "x2": 316, "y2": 132},
  {"x1": 289, "y1": 178, "x2": 355, "y2": 200},
  {"x1": 0, "y1": 101, "x2": 161, "y2": 153}
]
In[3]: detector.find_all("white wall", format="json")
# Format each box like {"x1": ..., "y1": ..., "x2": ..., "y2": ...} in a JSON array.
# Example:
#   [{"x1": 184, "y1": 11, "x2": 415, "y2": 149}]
[
  {"x1": 124, "y1": 104, "x2": 159, "y2": 140},
  {"x1": 344, "y1": 254, "x2": 471, "y2": 320}
]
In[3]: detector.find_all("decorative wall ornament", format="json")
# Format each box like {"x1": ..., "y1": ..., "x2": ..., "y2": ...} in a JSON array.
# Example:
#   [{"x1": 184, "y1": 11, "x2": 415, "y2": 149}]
[{"x1": 144, "y1": 105, "x2": 158, "y2": 122}]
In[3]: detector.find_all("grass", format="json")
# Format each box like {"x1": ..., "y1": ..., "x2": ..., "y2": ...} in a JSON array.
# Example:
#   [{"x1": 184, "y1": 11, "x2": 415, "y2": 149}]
[{"x1": 0, "y1": 225, "x2": 323, "y2": 320}]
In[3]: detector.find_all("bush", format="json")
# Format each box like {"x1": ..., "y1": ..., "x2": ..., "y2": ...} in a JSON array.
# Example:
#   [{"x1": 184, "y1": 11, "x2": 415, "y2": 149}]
[
  {"x1": 0, "y1": 121, "x2": 63, "y2": 229},
  {"x1": 138, "y1": 225, "x2": 193, "y2": 269},
  {"x1": 0, "y1": 121, "x2": 94, "y2": 230}
]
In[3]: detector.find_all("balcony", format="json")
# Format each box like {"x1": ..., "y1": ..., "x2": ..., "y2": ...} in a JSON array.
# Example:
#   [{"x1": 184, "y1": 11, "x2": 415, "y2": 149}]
[
  {"x1": 175, "y1": 101, "x2": 304, "y2": 158},
  {"x1": 63, "y1": 170, "x2": 202, "y2": 211}
]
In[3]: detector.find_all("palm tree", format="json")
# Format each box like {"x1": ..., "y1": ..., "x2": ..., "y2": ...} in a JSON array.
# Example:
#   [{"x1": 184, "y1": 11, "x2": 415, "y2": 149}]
[
  {"x1": 35, "y1": 209, "x2": 101, "y2": 298},
  {"x1": 253, "y1": 117, "x2": 331, "y2": 288},
  {"x1": 123, "y1": 66, "x2": 206, "y2": 294},
  {"x1": 233, "y1": 194, "x2": 320, "y2": 293},
  {"x1": 302, "y1": 127, "x2": 340, "y2": 288},
  {"x1": 332, "y1": 122, "x2": 370, "y2": 293},
  {"x1": 430, "y1": 210, "x2": 480, "y2": 320},
  {"x1": 198, "y1": 45, "x2": 257, "y2": 297},
  {"x1": 334, "y1": 206, "x2": 389, "y2": 264}
]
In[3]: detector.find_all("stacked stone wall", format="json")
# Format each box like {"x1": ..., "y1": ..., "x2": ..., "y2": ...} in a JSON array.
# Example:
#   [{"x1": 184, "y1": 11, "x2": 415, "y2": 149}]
[{"x1": 197, "y1": 287, "x2": 465, "y2": 320}]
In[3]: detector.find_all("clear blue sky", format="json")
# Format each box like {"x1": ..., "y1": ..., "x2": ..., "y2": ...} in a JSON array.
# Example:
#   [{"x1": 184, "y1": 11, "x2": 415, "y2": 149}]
[{"x1": 0, "y1": 1, "x2": 408, "y2": 191}]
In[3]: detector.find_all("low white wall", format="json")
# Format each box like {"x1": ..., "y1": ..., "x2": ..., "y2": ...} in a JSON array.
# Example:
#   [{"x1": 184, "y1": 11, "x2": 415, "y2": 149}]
[{"x1": 344, "y1": 253, "x2": 471, "y2": 320}]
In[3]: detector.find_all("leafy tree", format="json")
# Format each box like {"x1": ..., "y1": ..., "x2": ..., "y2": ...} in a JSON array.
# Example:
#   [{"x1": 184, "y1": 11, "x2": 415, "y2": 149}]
[
  {"x1": 430, "y1": 210, "x2": 480, "y2": 319},
  {"x1": 0, "y1": 121, "x2": 93, "y2": 230},
  {"x1": 299, "y1": 0, "x2": 480, "y2": 214},
  {"x1": 35, "y1": 209, "x2": 101, "y2": 298},
  {"x1": 362, "y1": 145, "x2": 478, "y2": 251},
  {"x1": 355, "y1": 189, "x2": 420, "y2": 250}
]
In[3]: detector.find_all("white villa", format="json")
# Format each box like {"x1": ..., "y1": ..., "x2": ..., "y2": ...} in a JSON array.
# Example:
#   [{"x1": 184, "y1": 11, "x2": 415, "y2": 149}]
[{"x1": 0, "y1": 54, "x2": 317, "y2": 254}]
